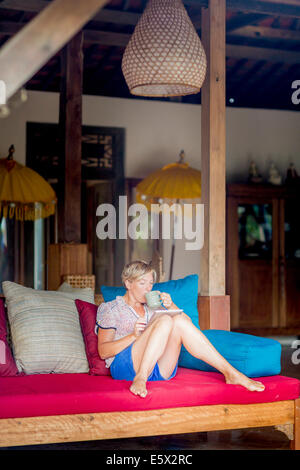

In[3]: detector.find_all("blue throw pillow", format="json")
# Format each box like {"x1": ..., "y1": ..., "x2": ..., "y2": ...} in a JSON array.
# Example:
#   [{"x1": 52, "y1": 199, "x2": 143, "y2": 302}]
[
  {"x1": 100, "y1": 285, "x2": 125, "y2": 302},
  {"x1": 178, "y1": 330, "x2": 282, "y2": 377},
  {"x1": 101, "y1": 274, "x2": 200, "y2": 327}
]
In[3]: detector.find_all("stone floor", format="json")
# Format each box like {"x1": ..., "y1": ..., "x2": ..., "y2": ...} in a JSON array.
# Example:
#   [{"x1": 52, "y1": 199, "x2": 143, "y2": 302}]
[{"x1": 2, "y1": 338, "x2": 300, "y2": 451}]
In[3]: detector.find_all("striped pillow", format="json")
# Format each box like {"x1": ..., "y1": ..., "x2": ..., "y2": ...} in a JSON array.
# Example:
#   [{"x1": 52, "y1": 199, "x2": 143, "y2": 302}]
[{"x1": 2, "y1": 281, "x2": 89, "y2": 375}]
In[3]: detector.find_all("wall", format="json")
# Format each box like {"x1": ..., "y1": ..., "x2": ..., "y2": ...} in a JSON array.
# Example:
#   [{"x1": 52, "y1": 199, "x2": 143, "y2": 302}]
[{"x1": 1, "y1": 91, "x2": 300, "y2": 288}]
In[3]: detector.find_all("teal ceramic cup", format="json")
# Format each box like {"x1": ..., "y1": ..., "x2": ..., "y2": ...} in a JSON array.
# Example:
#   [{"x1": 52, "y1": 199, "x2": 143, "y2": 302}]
[{"x1": 145, "y1": 291, "x2": 162, "y2": 309}]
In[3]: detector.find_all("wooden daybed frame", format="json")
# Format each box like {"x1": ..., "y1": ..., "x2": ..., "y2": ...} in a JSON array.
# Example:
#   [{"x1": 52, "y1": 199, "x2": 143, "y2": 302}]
[
  {"x1": 0, "y1": 298, "x2": 299, "y2": 449},
  {"x1": 0, "y1": 398, "x2": 299, "y2": 449}
]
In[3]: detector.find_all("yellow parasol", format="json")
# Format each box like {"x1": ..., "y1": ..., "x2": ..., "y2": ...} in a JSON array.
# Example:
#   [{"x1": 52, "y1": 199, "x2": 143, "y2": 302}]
[
  {"x1": 136, "y1": 150, "x2": 201, "y2": 279},
  {"x1": 0, "y1": 145, "x2": 57, "y2": 221},
  {"x1": 136, "y1": 150, "x2": 201, "y2": 205}
]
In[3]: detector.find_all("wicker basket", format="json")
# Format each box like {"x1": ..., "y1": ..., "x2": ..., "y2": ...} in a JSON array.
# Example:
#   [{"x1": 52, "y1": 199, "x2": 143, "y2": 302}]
[
  {"x1": 62, "y1": 274, "x2": 95, "y2": 291},
  {"x1": 62, "y1": 274, "x2": 104, "y2": 305}
]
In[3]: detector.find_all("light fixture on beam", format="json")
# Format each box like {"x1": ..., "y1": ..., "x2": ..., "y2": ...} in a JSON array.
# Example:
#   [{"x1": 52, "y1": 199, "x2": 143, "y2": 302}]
[{"x1": 122, "y1": 0, "x2": 207, "y2": 97}]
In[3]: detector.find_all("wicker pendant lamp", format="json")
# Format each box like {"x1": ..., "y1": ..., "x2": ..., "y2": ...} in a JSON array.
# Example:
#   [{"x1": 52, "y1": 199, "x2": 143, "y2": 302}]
[{"x1": 122, "y1": 0, "x2": 207, "y2": 97}]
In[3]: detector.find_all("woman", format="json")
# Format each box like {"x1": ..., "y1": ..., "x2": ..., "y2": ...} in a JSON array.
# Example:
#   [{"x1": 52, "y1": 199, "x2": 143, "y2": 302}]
[{"x1": 96, "y1": 260, "x2": 265, "y2": 398}]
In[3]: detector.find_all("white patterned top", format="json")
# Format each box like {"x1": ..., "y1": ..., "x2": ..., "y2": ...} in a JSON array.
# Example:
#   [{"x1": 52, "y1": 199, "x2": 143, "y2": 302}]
[{"x1": 95, "y1": 296, "x2": 155, "y2": 368}]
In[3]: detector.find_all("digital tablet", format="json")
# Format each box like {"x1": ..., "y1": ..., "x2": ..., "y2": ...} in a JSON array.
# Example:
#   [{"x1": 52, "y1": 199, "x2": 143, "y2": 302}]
[{"x1": 153, "y1": 309, "x2": 183, "y2": 316}]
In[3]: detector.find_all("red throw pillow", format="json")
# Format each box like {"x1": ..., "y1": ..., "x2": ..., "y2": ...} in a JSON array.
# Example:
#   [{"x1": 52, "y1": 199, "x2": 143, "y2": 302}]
[
  {"x1": 0, "y1": 298, "x2": 20, "y2": 376},
  {"x1": 75, "y1": 299, "x2": 110, "y2": 376}
]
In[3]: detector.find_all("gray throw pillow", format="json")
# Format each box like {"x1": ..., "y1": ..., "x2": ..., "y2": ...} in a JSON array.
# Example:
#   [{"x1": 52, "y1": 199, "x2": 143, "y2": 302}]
[
  {"x1": 57, "y1": 282, "x2": 94, "y2": 303},
  {"x1": 2, "y1": 281, "x2": 89, "y2": 375}
]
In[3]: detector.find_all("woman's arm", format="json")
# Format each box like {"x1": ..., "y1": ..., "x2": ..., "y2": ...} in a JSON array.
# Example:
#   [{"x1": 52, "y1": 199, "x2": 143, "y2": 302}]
[
  {"x1": 98, "y1": 328, "x2": 135, "y2": 359},
  {"x1": 98, "y1": 318, "x2": 146, "y2": 359}
]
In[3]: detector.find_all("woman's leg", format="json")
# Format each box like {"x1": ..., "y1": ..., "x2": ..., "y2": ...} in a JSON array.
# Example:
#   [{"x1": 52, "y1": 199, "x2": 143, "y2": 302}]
[
  {"x1": 131, "y1": 313, "x2": 265, "y2": 397},
  {"x1": 130, "y1": 315, "x2": 174, "y2": 397},
  {"x1": 157, "y1": 314, "x2": 265, "y2": 392}
]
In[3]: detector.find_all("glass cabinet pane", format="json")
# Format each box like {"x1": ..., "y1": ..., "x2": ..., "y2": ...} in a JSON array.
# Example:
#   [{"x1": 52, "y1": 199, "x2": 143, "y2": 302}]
[
  {"x1": 238, "y1": 203, "x2": 272, "y2": 259},
  {"x1": 0, "y1": 216, "x2": 45, "y2": 292},
  {"x1": 284, "y1": 199, "x2": 300, "y2": 259},
  {"x1": 0, "y1": 217, "x2": 14, "y2": 291}
]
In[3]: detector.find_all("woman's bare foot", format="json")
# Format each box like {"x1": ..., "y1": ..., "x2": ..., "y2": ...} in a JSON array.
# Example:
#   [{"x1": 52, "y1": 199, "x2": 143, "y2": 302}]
[
  {"x1": 225, "y1": 370, "x2": 265, "y2": 392},
  {"x1": 130, "y1": 375, "x2": 148, "y2": 398}
]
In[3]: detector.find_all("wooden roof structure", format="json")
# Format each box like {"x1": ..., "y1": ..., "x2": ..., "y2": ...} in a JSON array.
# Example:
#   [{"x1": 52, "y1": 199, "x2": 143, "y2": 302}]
[{"x1": 0, "y1": 0, "x2": 300, "y2": 111}]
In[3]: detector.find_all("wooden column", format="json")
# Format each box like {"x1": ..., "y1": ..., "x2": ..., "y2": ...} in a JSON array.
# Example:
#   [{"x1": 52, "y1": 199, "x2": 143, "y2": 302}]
[
  {"x1": 58, "y1": 31, "x2": 83, "y2": 243},
  {"x1": 291, "y1": 398, "x2": 300, "y2": 450},
  {"x1": 200, "y1": 0, "x2": 229, "y2": 330},
  {"x1": 47, "y1": 32, "x2": 86, "y2": 288}
]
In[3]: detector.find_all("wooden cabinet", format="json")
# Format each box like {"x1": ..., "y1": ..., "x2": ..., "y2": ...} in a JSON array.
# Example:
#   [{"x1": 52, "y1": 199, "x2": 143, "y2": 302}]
[{"x1": 226, "y1": 184, "x2": 300, "y2": 335}]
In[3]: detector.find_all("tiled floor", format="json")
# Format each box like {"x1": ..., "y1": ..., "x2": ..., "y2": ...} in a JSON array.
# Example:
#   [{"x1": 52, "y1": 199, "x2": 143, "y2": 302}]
[{"x1": 2, "y1": 340, "x2": 300, "y2": 451}]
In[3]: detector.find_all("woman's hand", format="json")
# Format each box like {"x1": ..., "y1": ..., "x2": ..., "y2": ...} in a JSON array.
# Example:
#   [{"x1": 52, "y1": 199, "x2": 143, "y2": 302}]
[
  {"x1": 133, "y1": 317, "x2": 147, "y2": 338},
  {"x1": 159, "y1": 292, "x2": 174, "y2": 310}
]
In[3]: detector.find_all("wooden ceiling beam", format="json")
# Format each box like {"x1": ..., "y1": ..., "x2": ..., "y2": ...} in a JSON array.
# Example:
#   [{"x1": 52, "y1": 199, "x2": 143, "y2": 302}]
[
  {"x1": 226, "y1": 43, "x2": 300, "y2": 64},
  {"x1": 84, "y1": 29, "x2": 129, "y2": 47},
  {"x1": 84, "y1": 45, "x2": 117, "y2": 92},
  {"x1": 1, "y1": 20, "x2": 299, "y2": 65},
  {"x1": 227, "y1": 59, "x2": 266, "y2": 99},
  {"x1": 0, "y1": 0, "x2": 48, "y2": 12},
  {"x1": 0, "y1": 0, "x2": 109, "y2": 100},
  {"x1": 0, "y1": 0, "x2": 141, "y2": 24},
  {"x1": 226, "y1": 57, "x2": 248, "y2": 82},
  {"x1": 229, "y1": 25, "x2": 300, "y2": 42},
  {"x1": 93, "y1": 8, "x2": 139, "y2": 25},
  {"x1": 72, "y1": 31, "x2": 300, "y2": 66},
  {"x1": 261, "y1": 0, "x2": 300, "y2": 5},
  {"x1": 0, "y1": 22, "x2": 131, "y2": 43},
  {"x1": 0, "y1": 1, "x2": 205, "y2": 28},
  {"x1": 83, "y1": 31, "x2": 300, "y2": 65},
  {"x1": 226, "y1": 13, "x2": 269, "y2": 32},
  {"x1": 0, "y1": 21, "x2": 22, "y2": 35},
  {"x1": 231, "y1": 61, "x2": 281, "y2": 104},
  {"x1": 2, "y1": 0, "x2": 300, "y2": 19},
  {"x1": 185, "y1": 0, "x2": 300, "y2": 17},
  {"x1": 227, "y1": 0, "x2": 300, "y2": 17},
  {"x1": 247, "y1": 62, "x2": 285, "y2": 101}
]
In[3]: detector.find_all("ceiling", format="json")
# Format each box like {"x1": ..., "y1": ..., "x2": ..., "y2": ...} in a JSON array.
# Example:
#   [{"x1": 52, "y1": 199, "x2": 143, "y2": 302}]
[{"x1": 0, "y1": 0, "x2": 300, "y2": 111}]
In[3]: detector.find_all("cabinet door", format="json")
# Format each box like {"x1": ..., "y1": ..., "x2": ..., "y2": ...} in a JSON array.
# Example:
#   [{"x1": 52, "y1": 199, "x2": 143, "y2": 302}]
[
  {"x1": 227, "y1": 197, "x2": 279, "y2": 329},
  {"x1": 280, "y1": 197, "x2": 300, "y2": 327}
]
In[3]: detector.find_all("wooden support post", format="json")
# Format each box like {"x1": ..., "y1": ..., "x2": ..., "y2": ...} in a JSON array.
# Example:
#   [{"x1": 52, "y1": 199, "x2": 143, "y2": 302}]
[
  {"x1": 198, "y1": 295, "x2": 230, "y2": 331},
  {"x1": 200, "y1": 0, "x2": 228, "y2": 329},
  {"x1": 291, "y1": 398, "x2": 300, "y2": 450},
  {"x1": 47, "y1": 31, "x2": 87, "y2": 289},
  {"x1": 58, "y1": 31, "x2": 83, "y2": 243}
]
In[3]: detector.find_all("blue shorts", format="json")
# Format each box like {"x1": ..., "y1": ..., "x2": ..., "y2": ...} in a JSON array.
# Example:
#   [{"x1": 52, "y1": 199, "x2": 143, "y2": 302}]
[{"x1": 110, "y1": 343, "x2": 178, "y2": 381}]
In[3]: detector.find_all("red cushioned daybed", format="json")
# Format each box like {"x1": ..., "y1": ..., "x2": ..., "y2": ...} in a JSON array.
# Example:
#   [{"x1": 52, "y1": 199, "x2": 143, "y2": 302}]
[{"x1": 0, "y1": 304, "x2": 300, "y2": 449}]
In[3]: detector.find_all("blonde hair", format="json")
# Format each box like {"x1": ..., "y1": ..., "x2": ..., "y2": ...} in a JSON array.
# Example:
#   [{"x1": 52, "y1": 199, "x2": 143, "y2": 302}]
[{"x1": 121, "y1": 260, "x2": 157, "y2": 287}]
